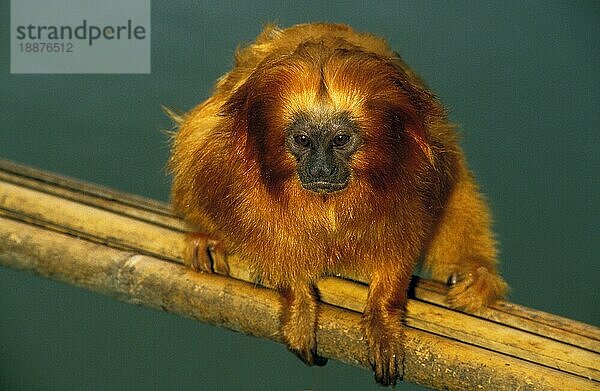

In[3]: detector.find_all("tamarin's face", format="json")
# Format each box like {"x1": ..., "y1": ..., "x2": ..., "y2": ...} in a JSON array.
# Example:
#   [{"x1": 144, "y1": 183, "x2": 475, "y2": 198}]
[{"x1": 284, "y1": 110, "x2": 362, "y2": 194}]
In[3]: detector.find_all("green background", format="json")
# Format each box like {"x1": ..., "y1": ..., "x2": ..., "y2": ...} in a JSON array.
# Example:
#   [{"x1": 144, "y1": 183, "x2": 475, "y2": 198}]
[{"x1": 1, "y1": 1, "x2": 598, "y2": 390}]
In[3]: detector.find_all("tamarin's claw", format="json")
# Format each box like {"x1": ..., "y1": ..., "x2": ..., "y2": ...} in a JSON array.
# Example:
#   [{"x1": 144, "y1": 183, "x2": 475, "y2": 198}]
[
  {"x1": 289, "y1": 345, "x2": 328, "y2": 367},
  {"x1": 447, "y1": 272, "x2": 461, "y2": 286},
  {"x1": 183, "y1": 232, "x2": 229, "y2": 275}
]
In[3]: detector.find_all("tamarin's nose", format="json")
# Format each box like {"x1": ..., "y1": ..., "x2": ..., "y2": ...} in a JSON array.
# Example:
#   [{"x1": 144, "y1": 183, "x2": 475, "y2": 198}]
[{"x1": 309, "y1": 151, "x2": 337, "y2": 179}]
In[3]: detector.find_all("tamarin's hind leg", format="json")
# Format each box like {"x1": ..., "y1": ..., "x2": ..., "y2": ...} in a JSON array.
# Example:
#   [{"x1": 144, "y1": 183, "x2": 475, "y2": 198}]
[
  {"x1": 424, "y1": 166, "x2": 507, "y2": 312},
  {"x1": 182, "y1": 232, "x2": 229, "y2": 275}
]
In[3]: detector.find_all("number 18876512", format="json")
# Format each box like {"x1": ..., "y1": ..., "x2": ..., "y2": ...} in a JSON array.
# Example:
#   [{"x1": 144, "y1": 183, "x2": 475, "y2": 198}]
[{"x1": 19, "y1": 42, "x2": 73, "y2": 53}]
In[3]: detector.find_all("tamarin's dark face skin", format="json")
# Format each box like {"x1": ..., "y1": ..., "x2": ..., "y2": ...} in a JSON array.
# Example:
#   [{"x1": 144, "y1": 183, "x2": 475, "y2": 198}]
[{"x1": 285, "y1": 110, "x2": 362, "y2": 194}]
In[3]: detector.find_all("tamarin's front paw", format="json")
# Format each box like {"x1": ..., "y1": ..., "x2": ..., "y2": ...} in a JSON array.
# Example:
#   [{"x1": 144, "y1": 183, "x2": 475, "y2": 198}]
[
  {"x1": 364, "y1": 318, "x2": 405, "y2": 386},
  {"x1": 182, "y1": 232, "x2": 229, "y2": 275},
  {"x1": 447, "y1": 266, "x2": 507, "y2": 312}
]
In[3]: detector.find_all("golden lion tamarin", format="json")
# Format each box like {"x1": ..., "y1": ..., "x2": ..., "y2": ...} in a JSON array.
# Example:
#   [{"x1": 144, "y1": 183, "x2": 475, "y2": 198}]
[{"x1": 169, "y1": 23, "x2": 508, "y2": 386}]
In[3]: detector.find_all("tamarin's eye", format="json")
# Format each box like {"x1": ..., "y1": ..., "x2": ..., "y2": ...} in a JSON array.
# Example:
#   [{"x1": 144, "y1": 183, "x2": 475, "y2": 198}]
[
  {"x1": 294, "y1": 134, "x2": 310, "y2": 147},
  {"x1": 333, "y1": 134, "x2": 350, "y2": 147}
]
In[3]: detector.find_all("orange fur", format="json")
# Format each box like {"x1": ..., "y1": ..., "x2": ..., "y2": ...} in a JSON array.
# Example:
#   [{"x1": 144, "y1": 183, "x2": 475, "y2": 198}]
[{"x1": 169, "y1": 23, "x2": 507, "y2": 385}]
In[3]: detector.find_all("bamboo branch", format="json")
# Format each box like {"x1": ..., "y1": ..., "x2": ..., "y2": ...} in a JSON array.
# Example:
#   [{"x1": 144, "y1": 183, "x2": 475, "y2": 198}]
[{"x1": 0, "y1": 158, "x2": 598, "y2": 390}]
